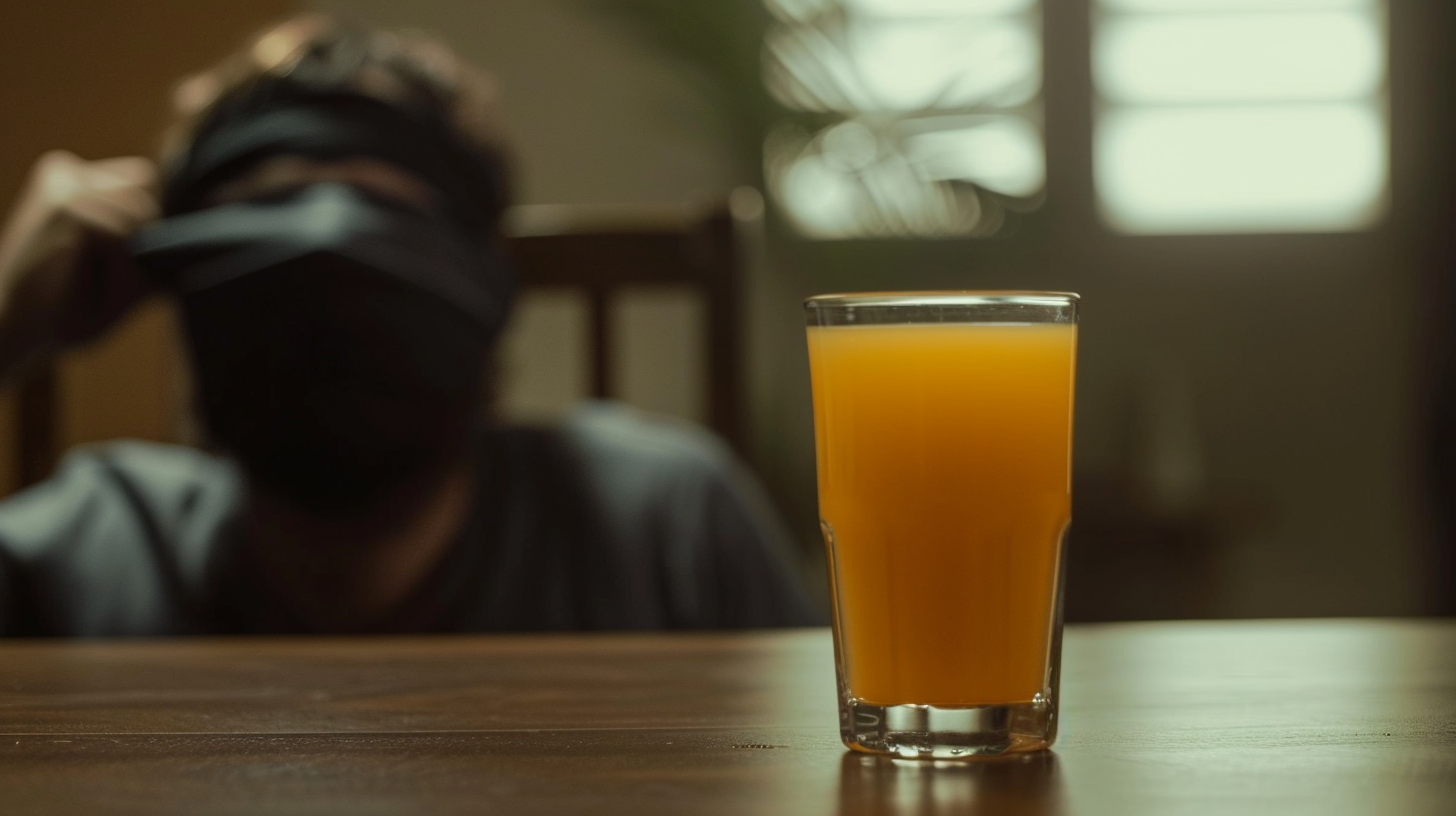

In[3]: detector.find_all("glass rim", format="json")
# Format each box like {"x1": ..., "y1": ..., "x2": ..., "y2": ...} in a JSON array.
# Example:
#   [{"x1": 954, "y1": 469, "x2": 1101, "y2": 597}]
[{"x1": 804, "y1": 291, "x2": 1080, "y2": 310}]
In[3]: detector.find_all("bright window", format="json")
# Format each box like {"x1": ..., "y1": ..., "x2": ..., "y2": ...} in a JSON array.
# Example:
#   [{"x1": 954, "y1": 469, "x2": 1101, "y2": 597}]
[
  {"x1": 762, "y1": 0, "x2": 1045, "y2": 238},
  {"x1": 1093, "y1": 0, "x2": 1388, "y2": 234}
]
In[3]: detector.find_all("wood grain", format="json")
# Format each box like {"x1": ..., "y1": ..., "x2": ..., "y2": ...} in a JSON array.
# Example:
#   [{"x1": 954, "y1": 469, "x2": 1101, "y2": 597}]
[{"x1": 2, "y1": 621, "x2": 1455, "y2": 815}]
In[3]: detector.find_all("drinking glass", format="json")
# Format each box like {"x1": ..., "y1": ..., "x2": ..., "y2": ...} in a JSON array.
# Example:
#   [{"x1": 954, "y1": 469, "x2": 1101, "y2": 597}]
[{"x1": 805, "y1": 291, "x2": 1079, "y2": 758}]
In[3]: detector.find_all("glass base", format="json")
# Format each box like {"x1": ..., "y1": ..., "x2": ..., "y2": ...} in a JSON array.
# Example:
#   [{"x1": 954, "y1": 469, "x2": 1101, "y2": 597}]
[{"x1": 840, "y1": 698, "x2": 1055, "y2": 759}]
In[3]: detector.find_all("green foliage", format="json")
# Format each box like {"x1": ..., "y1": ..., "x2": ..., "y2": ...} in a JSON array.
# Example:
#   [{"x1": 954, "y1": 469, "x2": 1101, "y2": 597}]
[{"x1": 568, "y1": 0, "x2": 780, "y2": 174}]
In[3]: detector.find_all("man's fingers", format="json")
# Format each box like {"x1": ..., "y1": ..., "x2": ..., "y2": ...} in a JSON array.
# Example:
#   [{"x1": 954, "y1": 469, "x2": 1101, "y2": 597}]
[
  {"x1": 86, "y1": 183, "x2": 159, "y2": 225},
  {"x1": 0, "y1": 151, "x2": 158, "y2": 350},
  {"x1": 89, "y1": 156, "x2": 158, "y2": 189},
  {"x1": 43, "y1": 156, "x2": 161, "y2": 236},
  {"x1": 37, "y1": 153, "x2": 159, "y2": 213},
  {"x1": 34, "y1": 149, "x2": 83, "y2": 174},
  {"x1": 65, "y1": 196, "x2": 136, "y2": 237},
  {"x1": 35, "y1": 151, "x2": 88, "y2": 207}
]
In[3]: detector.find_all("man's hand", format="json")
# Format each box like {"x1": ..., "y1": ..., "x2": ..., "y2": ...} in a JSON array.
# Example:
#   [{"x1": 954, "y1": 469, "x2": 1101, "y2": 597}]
[{"x1": 0, "y1": 151, "x2": 159, "y2": 375}]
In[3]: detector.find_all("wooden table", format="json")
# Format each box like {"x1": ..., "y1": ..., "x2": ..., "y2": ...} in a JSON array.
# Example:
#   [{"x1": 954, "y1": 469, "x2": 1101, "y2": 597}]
[{"x1": 3, "y1": 620, "x2": 1454, "y2": 815}]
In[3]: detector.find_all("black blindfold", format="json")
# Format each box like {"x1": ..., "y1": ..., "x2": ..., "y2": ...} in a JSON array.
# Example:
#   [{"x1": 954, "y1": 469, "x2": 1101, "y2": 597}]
[
  {"x1": 162, "y1": 82, "x2": 506, "y2": 235},
  {"x1": 130, "y1": 183, "x2": 513, "y2": 336}
]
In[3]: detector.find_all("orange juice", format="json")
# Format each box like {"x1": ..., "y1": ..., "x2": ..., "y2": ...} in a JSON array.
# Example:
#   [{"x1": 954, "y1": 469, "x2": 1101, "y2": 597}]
[{"x1": 808, "y1": 322, "x2": 1076, "y2": 707}]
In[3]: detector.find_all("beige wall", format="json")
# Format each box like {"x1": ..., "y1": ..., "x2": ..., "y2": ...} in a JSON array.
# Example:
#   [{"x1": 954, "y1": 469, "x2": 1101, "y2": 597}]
[{"x1": 314, "y1": 0, "x2": 744, "y2": 207}]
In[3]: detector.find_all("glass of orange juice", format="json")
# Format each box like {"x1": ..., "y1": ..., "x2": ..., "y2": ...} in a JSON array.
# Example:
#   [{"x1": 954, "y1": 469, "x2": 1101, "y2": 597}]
[{"x1": 806, "y1": 291, "x2": 1079, "y2": 758}]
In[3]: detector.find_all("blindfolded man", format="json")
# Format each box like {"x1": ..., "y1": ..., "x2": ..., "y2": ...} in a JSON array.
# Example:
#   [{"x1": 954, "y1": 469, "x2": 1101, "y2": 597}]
[{"x1": 0, "y1": 16, "x2": 819, "y2": 635}]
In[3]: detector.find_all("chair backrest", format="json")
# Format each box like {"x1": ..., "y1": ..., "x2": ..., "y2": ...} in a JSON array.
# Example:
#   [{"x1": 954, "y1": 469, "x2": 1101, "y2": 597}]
[{"x1": 501, "y1": 189, "x2": 760, "y2": 455}]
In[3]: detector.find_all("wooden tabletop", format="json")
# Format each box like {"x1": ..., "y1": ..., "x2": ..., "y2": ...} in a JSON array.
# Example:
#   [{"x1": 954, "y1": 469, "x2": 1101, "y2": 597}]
[{"x1": 2, "y1": 619, "x2": 1454, "y2": 815}]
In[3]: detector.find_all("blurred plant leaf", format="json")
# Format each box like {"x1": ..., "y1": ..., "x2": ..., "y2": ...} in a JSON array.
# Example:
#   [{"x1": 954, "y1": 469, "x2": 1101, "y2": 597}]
[{"x1": 568, "y1": 0, "x2": 780, "y2": 177}]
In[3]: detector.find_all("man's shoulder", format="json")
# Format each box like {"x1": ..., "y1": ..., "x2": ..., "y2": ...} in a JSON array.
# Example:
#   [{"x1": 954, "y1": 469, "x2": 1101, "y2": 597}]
[
  {"x1": 547, "y1": 402, "x2": 777, "y2": 561},
  {"x1": 68, "y1": 439, "x2": 235, "y2": 488},
  {"x1": 555, "y1": 401, "x2": 734, "y2": 483},
  {"x1": 0, "y1": 441, "x2": 241, "y2": 635},
  {"x1": 514, "y1": 403, "x2": 749, "y2": 562},
  {"x1": 543, "y1": 402, "x2": 820, "y2": 629},
  {"x1": 0, "y1": 441, "x2": 238, "y2": 540}
]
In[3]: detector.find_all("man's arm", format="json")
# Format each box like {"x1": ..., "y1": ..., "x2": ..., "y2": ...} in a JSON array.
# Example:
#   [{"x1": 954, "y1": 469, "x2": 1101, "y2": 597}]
[
  {"x1": 0, "y1": 151, "x2": 158, "y2": 382},
  {"x1": 0, "y1": 442, "x2": 238, "y2": 637}
]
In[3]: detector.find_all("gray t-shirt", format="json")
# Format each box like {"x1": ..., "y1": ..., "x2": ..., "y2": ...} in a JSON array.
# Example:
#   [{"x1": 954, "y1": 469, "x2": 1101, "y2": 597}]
[{"x1": 0, "y1": 403, "x2": 822, "y2": 636}]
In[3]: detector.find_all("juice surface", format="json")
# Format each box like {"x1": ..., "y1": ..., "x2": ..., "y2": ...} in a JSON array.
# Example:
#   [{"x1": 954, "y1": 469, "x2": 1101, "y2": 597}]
[{"x1": 808, "y1": 323, "x2": 1076, "y2": 706}]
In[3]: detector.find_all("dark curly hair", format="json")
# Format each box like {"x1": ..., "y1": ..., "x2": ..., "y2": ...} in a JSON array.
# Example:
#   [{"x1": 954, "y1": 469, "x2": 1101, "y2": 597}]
[{"x1": 159, "y1": 14, "x2": 512, "y2": 234}]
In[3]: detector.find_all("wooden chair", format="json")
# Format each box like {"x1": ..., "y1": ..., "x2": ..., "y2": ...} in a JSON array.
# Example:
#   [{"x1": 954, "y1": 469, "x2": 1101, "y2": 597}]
[{"x1": 501, "y1": 188, "x2": 761, "y2": 456}]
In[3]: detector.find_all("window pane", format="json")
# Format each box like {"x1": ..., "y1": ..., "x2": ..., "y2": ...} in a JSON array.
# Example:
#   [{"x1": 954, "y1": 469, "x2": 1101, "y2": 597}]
[
  {"x1": 1096, "y1": 105, "x2": 1386, "y2": 233},
  {"x1": 1102, "y1": 0, "x2": 1370, "y2": 11},
  {"x1": 766, "y1": 18, "x2": 1039, "y2": 113},
  {"x1": 768, "y1": 114, "x2": 1042, "y2": 237},
  {"x1": 903, "y1": 116, "x2": 1044, "y2": 196},
  {"x1": 766, "y1": 0, "x2": 1033, "y2": 22},
  {"x1": 763, "y1": 0, "x2": 1044, "y2": 238},
  {"x1": 846, "y1": 0, "x2": 1034, "y2": 16},
  {"x1": 1097, "y1": 12, "x2": 1382, "y2": 104}
]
